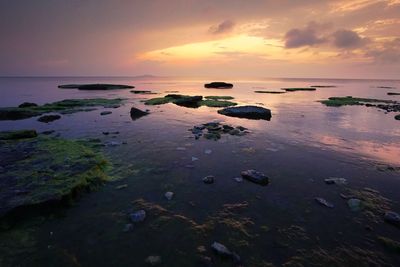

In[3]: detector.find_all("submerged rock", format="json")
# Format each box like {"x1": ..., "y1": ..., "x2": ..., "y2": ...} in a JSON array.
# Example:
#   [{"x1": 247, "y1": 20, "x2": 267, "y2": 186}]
[
  {"x1": 218, "y1": 106, "x2": 272, "y2": 120},
  {"x1": 100, "y1": 111, "x2": 112, "y2": 116},
  {"x1": 395, "y1": 114, "x2": 400, "y2": 120},
  {"x1": 130, "y1": 210, "x2": 146, "y2": 222},
  {"x1": 315, "y1": 197, "x2": 334, "y2": 208},
  {"x1": 130, "y1": 90, "x2": 155, "y2": 94},
  {"x1": 203, "y1": 175, "x2": 214, "y2": 184},
  {"x1": 384, "y1": 211, "x2": 400, "y2": 227},
  {"x1": 254, "y1": 90, "x2": 286, "y2": 94},
  {"x1": 283, "y1": 87, "x2": 316, "y2": 92},
  {"x1": 130, "y1": 107, "x2": 149, "y2": 120},
  {"x1": 37, "y1": 114, "x2": 61, "y2": 123},
  {"x1": 204, "y1": 82, "x2": 233, "y2": 89},
  {"x1": 241, "y1": 170, "x2": 269, "y2": 185},
  {"x1": 58, "y1": 84, "x2": 134, "y2": 90},
  {"x1": 0, "y1": 130, "x2": 37, "y2": 140}
]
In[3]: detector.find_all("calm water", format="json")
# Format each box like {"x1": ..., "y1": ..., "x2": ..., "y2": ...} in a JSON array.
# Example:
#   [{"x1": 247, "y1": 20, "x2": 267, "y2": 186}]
[{"x1": 1, "y1": 77, "x2": 400, "y2": 266}]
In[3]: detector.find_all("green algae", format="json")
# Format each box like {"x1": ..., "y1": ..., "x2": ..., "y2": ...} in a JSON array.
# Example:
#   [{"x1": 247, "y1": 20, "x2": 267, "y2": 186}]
[
  {"x1": 0, "y1": 130, "x2": 37, "y2": 140},
  {"x1": 200, "y1": 99, "x2": 237, "y2": 107},
  {"x1": 377, "y1": 236, "x2": 400, "y2": 254},
  {"x1": 0, "y1": 98, "x2": 125, "y2": 120},
  {"x1": 0, "y1": 134, "x2": 110, "y2": 217},
  {"x1": 320, "y1": 96, "x2": 396, "y2": 107},
  {"x1": 144, "y1": 97, "x2": 174, "y2": 105}
]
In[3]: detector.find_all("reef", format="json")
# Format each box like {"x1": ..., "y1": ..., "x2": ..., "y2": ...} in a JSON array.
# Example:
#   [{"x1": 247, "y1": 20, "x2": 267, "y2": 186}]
[
  {"x1": 0, "y1": 98, "x2": 124, "y2": 120},
  {"x1": 0, "y1": 131, "x2": 109, "y2": 217}
]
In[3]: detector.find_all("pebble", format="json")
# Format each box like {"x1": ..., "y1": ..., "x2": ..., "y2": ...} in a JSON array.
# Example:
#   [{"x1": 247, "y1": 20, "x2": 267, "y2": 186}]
[
  {"x1": 191, "y1": 156, "x2": 199, "y2": 161},
  {"x1": 123, "y1": 223, "x2": 133, "y2": 232},
  {"x1": 165, "y1": 191, "x2": 174, "y2": 200},
  {"x1": 203, "y1": 175, "x2": 214, "y2": 184},
  {"x1": 315, "y1": 197, "x2": 334, "y2": 208},
  {"x1": 130, "y1": 210, "x2": 146, "y2": 222},
  {"x1": 384, "y1": 211, "x2": 400, "y2": 227},
  {"x1": 145, "y1": 255, "x2": 161, "y2": 266},
  {"x1": 233, "y1": 177, "x2": 243, "y2": 182},
  {"x1": 204, "y1": 149, "x2": 212, "y2": 154}
]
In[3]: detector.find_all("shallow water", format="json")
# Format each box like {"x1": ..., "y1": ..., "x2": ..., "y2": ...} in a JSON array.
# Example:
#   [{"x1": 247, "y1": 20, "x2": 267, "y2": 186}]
[{"x1": 1, "y1": 77, "x2": 400, "y2": 266}]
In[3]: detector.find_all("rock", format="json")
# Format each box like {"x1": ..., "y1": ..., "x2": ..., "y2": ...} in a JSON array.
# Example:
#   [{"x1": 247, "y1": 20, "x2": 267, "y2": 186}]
[
  {"x1": 241, "y1": 170, "x2": 269, "y2": 185},
  {"x1": 234, "y1": 177, "x2": 243, "y2": 182},
  {"x1": 347, "y1": 198, "x2": 362, "y2": 212},
  {"x1": 165, "y1": 191, "x2": 174, "y2": 200},
  {"x1": 203, "y1": 175, "x2": 214, "y2": 184},
  {"x1": 115, "y1": 184, "x2": 128, "y2": 190},
  {"x1": 130, "y1": 90, "x2": 154, "y2": 94},
  {"x1": 100, "y1": 111, "x2": 112, "y2": 116},
  {"x1": 204, "y1": 82, "x2": 233, "y2": 89},
  {"x1": 122, "y1": 223, "x2": 133, "y2": 232},
  {"x1": 41, "y1": 130, "x2": 55, "y2": 135},
  {"x1": 315, "y1": 197, "x2": 334, "y2": 208},
  {"x1": 173, "y1": 96, "x2": 203, "y2": 108},
  {"x1": 395, "y1": 114, "x2": 400, "y2": 120},
  {"x1": 0, "y1": 108, "x2": 41, "y2": 120},
  {"x1": 18, "y1": 102, "x2": 38, "y2": 108},
  {"x1": 324, "y1": 177, "x2": 347, "y2": 185},
  {"x1": 130, "y1": 107, "x2": 149, "y2": 120},
  {"x1": 384, "y1": 211, "x2": 400, "y2": 227},
  {"x1": 211, "y1": 242, "x2": 240, "y2": 262},
  {"x1": 204, "y1": 149, "x2": 212, "y2": 154},
  {"x1": 218, "y1": 106, "x2": 272, "y2": 120},
  {"x1": 191, "y1": 157, "x2": 199, "y2": 161},
  {"x1": 0, "y1": 130, "x2": 38, "y2": 140},
  {"x1": 130, "y1": 210, "x2": 146, "y2": 222},
  {"x1": 37, "y1": 114, "x2": 61, "y2": 123},
  {"x1": 58, "y1": 83, "x2": 134, "y2": 90},
  {"x1": 145, "y1": 255, "x2": 161, "y2": 266}
]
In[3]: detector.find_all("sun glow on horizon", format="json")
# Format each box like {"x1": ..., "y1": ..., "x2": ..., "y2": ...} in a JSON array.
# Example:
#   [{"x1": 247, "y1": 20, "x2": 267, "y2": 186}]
[{"x1": 138, "y1": 35, "x2": 283, "y2": 63}]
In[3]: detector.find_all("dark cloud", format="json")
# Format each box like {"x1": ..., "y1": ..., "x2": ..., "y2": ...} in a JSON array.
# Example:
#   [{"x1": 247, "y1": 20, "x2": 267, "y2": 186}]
[
  {"x1": 332, "y1": 29, "x2": 366, "y2": 48},
  {"x1": 284, "y1": 21, "x2": 328, "y2": 48},
  {"x1": 209, "y1": 20, "x2": 235, "y2": 34}
]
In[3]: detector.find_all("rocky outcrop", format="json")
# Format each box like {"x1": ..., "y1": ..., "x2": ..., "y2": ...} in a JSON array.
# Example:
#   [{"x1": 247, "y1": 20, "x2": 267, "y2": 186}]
[
  {"x1": 218, "y1": 106, "x2": 272, "y2": 120},
  {"x1": 204, "y1": 82, "x2": 233, "y2": 89}
]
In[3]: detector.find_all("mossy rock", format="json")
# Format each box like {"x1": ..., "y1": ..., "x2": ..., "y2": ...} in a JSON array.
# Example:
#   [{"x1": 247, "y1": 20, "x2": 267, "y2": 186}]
[
  {"x1": 282, "y1": 88, "x2": 316, "y2": 92},
  {"x1": 254, "y1": 91, "x2": 286, "y2": 94},
  {"x1": 0, "y1": 98, "x2": 124, "y2": 121},
  {"x1": 205, "y1": 96, "x2": 234, "y2": 100},
  {"x1": 0, "y1": 134, "x2": 109, "y2": 217},
  {"x1": 0, "y1": 130, "x2": 37, "y2": 140},
  {"x1": 200, "y1": 100, "x2": 237, "y2": 107},
  {"x1": 320, "y1": 96, "x2": 396, "y2": 107},
  {"x1": 144, "y1": 97, "x2": 174, "y2": 105},
  {"x1": 144, "y1": 95, "x2": 237, "y2": 108}
]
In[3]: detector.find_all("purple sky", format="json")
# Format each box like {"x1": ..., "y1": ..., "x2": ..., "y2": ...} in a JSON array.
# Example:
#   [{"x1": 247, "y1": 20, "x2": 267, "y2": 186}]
[{"x1": 0, "y1": 0, "x2": 399, "y2": 78}]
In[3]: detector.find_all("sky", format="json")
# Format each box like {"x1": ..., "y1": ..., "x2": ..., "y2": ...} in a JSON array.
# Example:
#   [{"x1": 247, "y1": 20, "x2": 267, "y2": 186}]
[{"x1": 0, "y1": 0, "x2": 399, "y2": 79}]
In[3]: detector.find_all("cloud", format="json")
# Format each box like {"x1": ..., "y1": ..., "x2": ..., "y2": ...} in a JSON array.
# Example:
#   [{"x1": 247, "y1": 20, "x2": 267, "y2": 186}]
[
  {"x1": 332, "y1": 29, "x2": 367, "y2": 48},
  {"x1": 284, "y1": 21, "x2": 328, "y2": 48},
  {"x1": 209, "y1": 20, "x2": 235, "y2": 34},
  {"x1": 366, "y1": 38, "x2": 400, "y2": 63}
]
